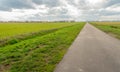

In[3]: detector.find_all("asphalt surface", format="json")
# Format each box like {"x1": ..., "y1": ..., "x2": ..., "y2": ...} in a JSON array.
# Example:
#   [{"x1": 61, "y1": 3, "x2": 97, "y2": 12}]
[{"x1": 54, "y1": 23, "x2": 120, "y2": 72}]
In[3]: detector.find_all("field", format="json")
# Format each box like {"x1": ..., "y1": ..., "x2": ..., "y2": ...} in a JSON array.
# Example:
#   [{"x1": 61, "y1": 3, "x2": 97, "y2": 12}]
[
  {"x1": 0, "y1": 22, "x2": 76, "y2": 39},
  {"x1": 0, "y1": 22, "x2": 85, "y2": 72},
  {"x1": 0, "y1": 22, "x2": 77, "y2": 47},
  {"x1": 91, "y1": 22, "x2": 120, "y2": 39}
]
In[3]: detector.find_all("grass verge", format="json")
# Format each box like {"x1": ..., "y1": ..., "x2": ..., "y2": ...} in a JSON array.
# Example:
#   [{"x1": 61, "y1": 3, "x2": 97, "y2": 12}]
[
  {"x1": 91, "y1": 22, "x2": 120, "y2": 39},
  {"x1": 0, "y1": 22, "x2": 85, "y2": 72}
]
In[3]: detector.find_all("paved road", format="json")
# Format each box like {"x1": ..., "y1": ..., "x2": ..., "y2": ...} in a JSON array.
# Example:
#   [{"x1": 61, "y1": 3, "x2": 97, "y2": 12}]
[{"x1": 54, "y1": 23, "x2": 120, "y2": 72}]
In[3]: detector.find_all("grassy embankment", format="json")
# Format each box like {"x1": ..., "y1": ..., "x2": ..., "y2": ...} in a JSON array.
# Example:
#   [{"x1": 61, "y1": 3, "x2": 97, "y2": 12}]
[
  {"x1": 0, "y1": 22, "x2": 85, "y2": 72},
  {"x1": 91, "y1": 22, "x2": 120, "y2": 39}
]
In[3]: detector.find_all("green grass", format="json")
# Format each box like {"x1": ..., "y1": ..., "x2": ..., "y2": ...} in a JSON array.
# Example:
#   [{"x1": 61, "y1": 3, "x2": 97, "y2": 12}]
[
  {"x1": 0, "y1": 22, "x2": 75, "y2": 39},
  {"x1": 91, "y1": 22, "x2": 120, "y2": 39},
  {"x1": 0, "y1": 22, "x2": 77, "y2": 47},
  {"x1": 0, "y1": 28, "x2": 60, "y2": 47},
  {"x1": 0, "y1": 22, "x2": 85, "y2": 72}
]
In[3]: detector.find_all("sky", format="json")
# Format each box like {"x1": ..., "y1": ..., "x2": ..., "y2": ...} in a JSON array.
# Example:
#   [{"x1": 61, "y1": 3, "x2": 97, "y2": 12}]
[{"x1": 0, "y1": 0, "x2": 119, "y2": 21}]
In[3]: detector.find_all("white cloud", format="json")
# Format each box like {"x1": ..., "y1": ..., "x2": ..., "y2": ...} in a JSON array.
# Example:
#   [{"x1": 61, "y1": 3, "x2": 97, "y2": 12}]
[
  {"x1": 99, "y1": 15, "x2": 120, "y2": 21},
  {"x1": 60, "y1": 0, "x2": 81, "y2": 19},
  {"x1": 0, "y1": 0, "x2": 119, "y2": 21},
  {"x1": 106, "y1": 3, "x2": 120, "y2": 12}
]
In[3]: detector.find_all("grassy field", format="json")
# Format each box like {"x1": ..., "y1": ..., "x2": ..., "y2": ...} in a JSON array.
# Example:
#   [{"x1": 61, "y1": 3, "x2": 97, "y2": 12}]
[
  {"x1": 0, "y1": 22, "x2": 77, "y2": 47},
  {"x1": 91, "y1": 22, "x2": 120, "y2": 39},
  {"x1": 0, "y1": 22, "x2": 85, "y2": 72},
  {"x1": 0, "y1": 22, "x2": 76, "y2": 39}
]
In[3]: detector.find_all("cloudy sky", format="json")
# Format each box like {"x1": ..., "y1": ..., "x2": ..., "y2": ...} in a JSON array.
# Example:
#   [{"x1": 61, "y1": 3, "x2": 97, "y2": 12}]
[{"x1": 0, "y1": 0, "x2": 120, "y2": 21}]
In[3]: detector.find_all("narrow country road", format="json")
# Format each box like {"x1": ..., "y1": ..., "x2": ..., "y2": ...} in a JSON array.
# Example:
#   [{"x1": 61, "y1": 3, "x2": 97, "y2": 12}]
[{"x1": 54, "y1": 23, "x2": 120, "y2": 72}]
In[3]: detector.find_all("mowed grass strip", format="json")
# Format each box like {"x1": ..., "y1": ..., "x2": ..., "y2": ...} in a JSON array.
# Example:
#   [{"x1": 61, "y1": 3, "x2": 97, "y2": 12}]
[
  {"x1": 91, "y1": 22, "x2": 120, "y2": 39},
  {"x1": 0, "y1": 22, "x2": 85, "y2": 72},
  {"x1": 0, "y1": 22, "x2": 75, "y2": 39}
]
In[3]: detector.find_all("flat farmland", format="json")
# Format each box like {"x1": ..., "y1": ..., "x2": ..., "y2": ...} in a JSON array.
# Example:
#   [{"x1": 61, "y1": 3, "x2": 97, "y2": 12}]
[
  {"x1": 91, "y1": 22, "x2": 120, "y2": 39},
  {"x1": 0, "y1": 22, "x2": 76, "y2": 39},
  {"x1": 0, "y1": 22, "x2": 78, "y2": 47},
  {"x1": 0, "y1": 22, "x2": 85, "y2": 72}
]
